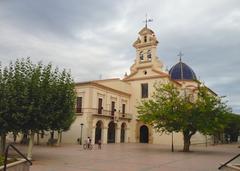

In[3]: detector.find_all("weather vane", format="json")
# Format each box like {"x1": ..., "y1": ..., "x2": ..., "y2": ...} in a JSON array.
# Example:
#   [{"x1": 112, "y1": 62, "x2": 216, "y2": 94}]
[
  {"x1": 143, "y1": 14, "x2": 153, "y2": 28},
  {"x1": 177, "y1": 51, "x2": 184, "y2": 62}
]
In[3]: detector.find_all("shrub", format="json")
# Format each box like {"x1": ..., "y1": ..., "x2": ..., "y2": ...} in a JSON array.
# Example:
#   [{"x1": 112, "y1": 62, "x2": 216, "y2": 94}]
[{"x1": 0, "y1": 155, "x2": 4, "y2": 166}]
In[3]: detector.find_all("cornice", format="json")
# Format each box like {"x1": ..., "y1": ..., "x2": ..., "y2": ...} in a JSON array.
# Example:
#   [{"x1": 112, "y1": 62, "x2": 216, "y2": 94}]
[{"x1": 75, "y1": 82, "x2": 131, "y2": 97}]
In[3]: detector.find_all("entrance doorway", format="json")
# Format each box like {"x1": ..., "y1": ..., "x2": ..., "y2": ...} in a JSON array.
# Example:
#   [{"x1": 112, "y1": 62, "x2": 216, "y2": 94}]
[
  {"x1": 95, "y1": 121, "x2": 103, "y2": 144},
  {"x1": 120, "y1": 123, "x2": 126, "y2": 143},
  {"x1": 140, "y1": 125, "x2": 149, "y2": 143},
  {"x1": 107, "y1": 121, "x2": 115, "y2": 143}
]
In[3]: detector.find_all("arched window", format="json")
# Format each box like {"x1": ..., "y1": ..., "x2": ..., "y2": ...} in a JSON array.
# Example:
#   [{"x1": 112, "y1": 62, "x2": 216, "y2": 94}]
[
  {"x1": 147, "y1": 50, "x2": 151, "y2": 60},
  {"x1": 144, "y1": 36, "x2": 147, "y2": 42},
  {"x1": 139, "y1": 51, "x2": 144, "y2": 61}
]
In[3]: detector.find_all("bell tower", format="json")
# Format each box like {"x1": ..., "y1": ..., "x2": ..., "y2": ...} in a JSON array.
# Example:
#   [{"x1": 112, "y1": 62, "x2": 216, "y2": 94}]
[
  {"x1": 133, "y1": 26, "x2": 159, "y2": 64},
  {"x1": 127, "y1": 25, "x2": 164, "y2": 77}
]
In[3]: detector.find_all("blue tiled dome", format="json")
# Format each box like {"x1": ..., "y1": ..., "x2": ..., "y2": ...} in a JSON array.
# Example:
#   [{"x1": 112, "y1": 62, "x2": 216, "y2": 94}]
[{"x1": 169, "y1": 61, "x2": 197, "y2": 80}]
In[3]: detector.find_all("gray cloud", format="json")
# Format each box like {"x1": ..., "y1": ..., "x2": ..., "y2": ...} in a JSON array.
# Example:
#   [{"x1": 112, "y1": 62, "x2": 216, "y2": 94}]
[{"x1": 0, "y1": 0, "x2": 239, "y2": 113}]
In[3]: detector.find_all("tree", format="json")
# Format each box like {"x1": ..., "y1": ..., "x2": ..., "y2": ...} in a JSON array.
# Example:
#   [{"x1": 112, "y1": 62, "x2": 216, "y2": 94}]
[
  {"x1": 137, "y1": 82, "x2": 230, "y2": 152},
  {"x1": 0, "y1": 62, "x2": 21, "y2": 155},
  {"x1": 0, "y1": 58, "x2": 76, "y2": 158},
  {"x1": 224, "y1": 113, "x2": 240, "y2": 142},
  {"x1": 0, "y1": 64, "x2": 8, "y2": 155},
  {"x1": 47, "y1": 69, "x2": 76, "y2": 146}
]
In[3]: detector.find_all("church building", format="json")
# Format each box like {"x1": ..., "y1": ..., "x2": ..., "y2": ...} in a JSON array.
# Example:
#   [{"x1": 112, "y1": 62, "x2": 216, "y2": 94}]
[{"x1": 61, "y1": 25, "x2": 211, "y2": 146}]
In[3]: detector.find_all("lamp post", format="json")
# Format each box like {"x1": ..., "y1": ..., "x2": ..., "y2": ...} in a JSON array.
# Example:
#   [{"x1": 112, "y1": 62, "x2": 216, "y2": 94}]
[
  {"x1": 171, "y1": 132, "x2": 174, "y2": 152},
  {"x1": 205, "y1": 135, "x2": 208, "y2": 147},
  {"x1": 80, "y1": 123, "x2": 84, "y2": 145}
]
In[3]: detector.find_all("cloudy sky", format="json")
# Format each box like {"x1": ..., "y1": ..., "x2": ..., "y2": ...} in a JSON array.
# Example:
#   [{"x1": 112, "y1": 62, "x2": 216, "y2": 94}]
[{"x1": 0, "y1": 0, "x2": 239, "y2": 113}]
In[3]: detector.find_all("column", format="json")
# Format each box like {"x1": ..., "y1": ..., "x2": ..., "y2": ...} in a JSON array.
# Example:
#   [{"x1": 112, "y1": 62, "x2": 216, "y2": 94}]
[
  {"x1": 103, "y1": 127, "x2": 108, "y2": 144},
  {"x1": 91, "y1": 127, "x2": 95, "y2": 144},
  {"x1": 116, "y1": 126, "x2": 121, "y2": 143},
  {"x1": 125, "y1": 128, "x2": 130, "y2": 143}
]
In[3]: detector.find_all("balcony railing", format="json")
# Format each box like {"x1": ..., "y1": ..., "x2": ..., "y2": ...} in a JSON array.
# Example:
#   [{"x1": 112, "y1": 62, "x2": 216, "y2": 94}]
[
  {"x1": 77, "y1": 108, "x2": 132, "y2": 120},
  {"x1": 119, "y1": 113, "x2": 132, "y2": 120},
  {"x1": 91, "y1": 108, "x2": 115, "y2": 117}
]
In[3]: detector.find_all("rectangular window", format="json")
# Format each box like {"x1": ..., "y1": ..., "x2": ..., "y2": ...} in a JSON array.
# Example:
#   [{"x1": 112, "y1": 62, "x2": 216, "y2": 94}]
[
  {"x1": 141, "y1": 83, "x2": 148, "y2": 98},
  {"x1": 111, "y1": 101, "x2": 115, "y2": 116},
  {"x1": 98, "y1": 98, "x2": 103, "y2": 114},
  {"x1": 76, "y1": 97, "x2": 82, "y2": 113},
  {"x1": 122, "y1": 104, "x2": 125, "y2": 114}
]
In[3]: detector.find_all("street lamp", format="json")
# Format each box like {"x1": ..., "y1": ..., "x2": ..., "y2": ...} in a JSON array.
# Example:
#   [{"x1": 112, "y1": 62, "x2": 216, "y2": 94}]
[
  {"x1": 80, "y1": 123, "x2": 84, "y2": 145},
  {"x1": 205, "y1": 135, "x2": 208, "y2": 147}
]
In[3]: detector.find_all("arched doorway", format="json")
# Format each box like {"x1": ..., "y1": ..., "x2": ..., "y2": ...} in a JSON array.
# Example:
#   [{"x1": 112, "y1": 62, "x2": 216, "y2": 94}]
[
  {"x1": 120, "y1": 123, "x2": 127, "y2": 143},
  {"x1": 107, "y1": 121, "x2": 116, "y2": 143},
  {"x1": 95, "y1": 120, "x2": 103, "y2": 144},
  {"x1": 140, "y1": 125, "x2": 149, "y2": 143}
]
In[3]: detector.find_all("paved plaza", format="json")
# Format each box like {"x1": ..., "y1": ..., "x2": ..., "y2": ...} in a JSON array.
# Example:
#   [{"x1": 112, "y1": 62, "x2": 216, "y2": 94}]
[{"x1": 15, "y1": 143, "x2": 239, "y2": 171}]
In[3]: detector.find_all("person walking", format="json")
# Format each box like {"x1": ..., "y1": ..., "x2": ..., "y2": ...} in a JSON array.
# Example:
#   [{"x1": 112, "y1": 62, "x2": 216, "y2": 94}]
[
  {"x1": 87, "y1": 137, "x2": 90, "y2": 149},
  {"x1": 97, "y1": 139, "x2": 102, "y2": 149}
]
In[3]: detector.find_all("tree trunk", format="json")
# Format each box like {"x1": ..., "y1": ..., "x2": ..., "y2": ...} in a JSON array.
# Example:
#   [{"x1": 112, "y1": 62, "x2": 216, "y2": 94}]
[
  {"x1": 0, "y1": 133, "x2": 6, "y2": 155},
  {"x1": 27, "y1": 131, "x2": 35, "y2": 160},
  {"x1": 21, "y1": 133, "x2": 28, "y2": 144},
  {"x1": 60, "y1": 131, "x2": 62, "y2": 143},
  {"x1": 182, "y1": 130, "x2": 196, "y2": 152},
  {"x1": 50, "y1": 131, "x2": 54, "y2": 139},
  {"x1": 56, "y1": 131, "x2": 61, "y2": 146},
  {"x1": 183, "y1": 135, "x2": 191, "y2": 152},
  {"x1": 13, "y1": 132, "x2": 17, "y2": 143}
]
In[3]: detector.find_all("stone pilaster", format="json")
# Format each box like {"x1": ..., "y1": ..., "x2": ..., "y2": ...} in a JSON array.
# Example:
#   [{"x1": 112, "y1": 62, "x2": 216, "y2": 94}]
[
  {"x1": 91, "y1": 126, "x2": 95, "y2": 144},
  {"x1": 116, "y1": 127, "x2": 121, "y2": 143},
  {"x1": 103, "y1": 127, "x2": 108, "y2": 144}
]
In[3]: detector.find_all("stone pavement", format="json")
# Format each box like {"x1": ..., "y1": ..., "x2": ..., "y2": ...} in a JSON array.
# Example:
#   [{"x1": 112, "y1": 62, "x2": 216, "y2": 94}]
[{"x1": 14, "y1": 143, "x2": 240, "y2": 171}]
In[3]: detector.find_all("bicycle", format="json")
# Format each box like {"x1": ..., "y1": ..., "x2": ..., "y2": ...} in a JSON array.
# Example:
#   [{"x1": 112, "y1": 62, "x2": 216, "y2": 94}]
[{"x1": 83, "y1": 142, "x2": 93, "y2": 150}]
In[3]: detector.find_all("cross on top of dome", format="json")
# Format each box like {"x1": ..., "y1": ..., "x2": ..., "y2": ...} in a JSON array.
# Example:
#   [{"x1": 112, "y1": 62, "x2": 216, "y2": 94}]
[{"x1": 177, "y1": 51, "x2": 184, "y2": 62}]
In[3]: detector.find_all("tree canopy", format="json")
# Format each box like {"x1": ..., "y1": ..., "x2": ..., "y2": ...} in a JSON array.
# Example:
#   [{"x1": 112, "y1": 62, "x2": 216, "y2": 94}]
[{"x1": 137, "y1": 82, "x2": 231, "y2": 152}]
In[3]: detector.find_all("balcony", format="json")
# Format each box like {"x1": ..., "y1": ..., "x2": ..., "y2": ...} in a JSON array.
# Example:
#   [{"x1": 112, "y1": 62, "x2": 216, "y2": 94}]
[
  {"x1": 90, "y1": 108, "x2": 132, "y2": 120},
  {"x1": 91, "y1": 108, "x2": 115, "y2": 118},
  {"x1": 119, "y1": 113, "x2": 132, "y2": 120},
  {"x1": 75, "y1": 108, "x2": 133, "y2": 120}
]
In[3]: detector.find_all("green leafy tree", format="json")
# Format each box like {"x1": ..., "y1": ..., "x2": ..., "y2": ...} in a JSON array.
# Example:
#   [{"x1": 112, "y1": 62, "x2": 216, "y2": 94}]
[
  {"x1": 0, "y1": 62, "x2": 21, "y2": 155},
  {"x1": 224, "y1": 113, "x2": 240, "y2": 142},
  {"x1": 0, "y1": 58, "x2": 76, "y2": 158},
  {"x1": 138, "y1": 82, "x2": 230, "y2": 152},
  {"x1": 0, "y1": 64, "x2": 8, "y2": 155},
  {"x1": 48, "y1": 69, "x2": 76, "y2": 145}
]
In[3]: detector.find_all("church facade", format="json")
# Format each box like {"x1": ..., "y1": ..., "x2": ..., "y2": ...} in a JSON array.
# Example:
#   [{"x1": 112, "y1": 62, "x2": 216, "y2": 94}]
[{"x1": 60, "y1": 26, "x2": 212, "y2": 146}]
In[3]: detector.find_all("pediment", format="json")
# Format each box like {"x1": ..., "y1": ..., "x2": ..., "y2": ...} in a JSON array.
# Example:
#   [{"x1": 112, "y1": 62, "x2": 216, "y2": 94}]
[
  {"x1": 138, "y1": 27, "x2": 154, "y2": 35},
  {"x1": 123, "y1": 67, "x2": 168, "y2": 81}
]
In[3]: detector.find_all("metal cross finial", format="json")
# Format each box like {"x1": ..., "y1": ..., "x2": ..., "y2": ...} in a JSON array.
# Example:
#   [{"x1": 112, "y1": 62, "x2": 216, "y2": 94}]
[
  {"x1": 177, "y1": 51, "x2": 184, "y2": 62},
  {"x1": 144, "y1": 14, "x2": 153, "y2": 28}
]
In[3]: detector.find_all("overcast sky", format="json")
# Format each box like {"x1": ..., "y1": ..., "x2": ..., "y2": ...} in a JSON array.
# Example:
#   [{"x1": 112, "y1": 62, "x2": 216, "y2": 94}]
[{"x1": 0, "y1": 0, "x2": 239, "y2": 113}]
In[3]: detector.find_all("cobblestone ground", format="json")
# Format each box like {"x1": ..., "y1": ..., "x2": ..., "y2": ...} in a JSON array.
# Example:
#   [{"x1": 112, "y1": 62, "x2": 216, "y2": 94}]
[{"x1": 12, "y1": 143, "x2": 240, "y2": 171}]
